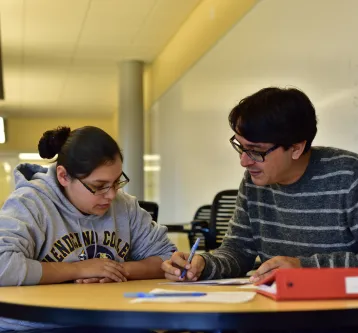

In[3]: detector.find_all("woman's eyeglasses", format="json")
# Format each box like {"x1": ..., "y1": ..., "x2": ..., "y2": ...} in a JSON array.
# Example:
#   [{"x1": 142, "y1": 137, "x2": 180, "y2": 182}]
[{"x1": 78, "y1": 172, "x2": 130, "y2": 196}]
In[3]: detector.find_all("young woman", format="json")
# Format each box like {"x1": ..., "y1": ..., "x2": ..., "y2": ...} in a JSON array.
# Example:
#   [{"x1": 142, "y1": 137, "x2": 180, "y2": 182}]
[
  {"x1": 0, "y1": 125, "x2": 176, "y2": 331},
  {"x1": 0, "y1": 125, "x2": 176, "y2": 286}
]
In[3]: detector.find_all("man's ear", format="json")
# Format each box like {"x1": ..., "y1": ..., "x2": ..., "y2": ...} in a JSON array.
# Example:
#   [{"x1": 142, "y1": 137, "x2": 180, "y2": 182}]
[
  {"x1": 56, "y1": 165, "x2": 70, "y2": 187},
  {"x1": 291, "y1": 141, "x2": 307, "y2": 160}
]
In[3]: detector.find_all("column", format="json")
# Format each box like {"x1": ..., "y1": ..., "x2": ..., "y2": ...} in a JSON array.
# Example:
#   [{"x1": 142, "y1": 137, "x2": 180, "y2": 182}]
[{"x1": 118, "y1": 60, "x2": 144, "y2": 200}]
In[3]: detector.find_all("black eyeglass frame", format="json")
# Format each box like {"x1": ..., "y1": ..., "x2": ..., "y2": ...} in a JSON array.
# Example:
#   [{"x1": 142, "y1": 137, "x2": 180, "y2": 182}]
[
  {"x1": 229, "y1": 135, "x2": 280, "y2": 162},
  {"x1": 78, "y1": 172, "x2": 130, "y2": 196}
]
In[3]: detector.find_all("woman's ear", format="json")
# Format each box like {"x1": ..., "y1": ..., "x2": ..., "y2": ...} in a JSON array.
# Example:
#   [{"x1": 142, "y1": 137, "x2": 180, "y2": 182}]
[
  {"x1": 56, "y1": 165, "x2": 70, "y2": 187},
  {"x1": 291, "y1": 141, "x2": 307, "y2": 160}
]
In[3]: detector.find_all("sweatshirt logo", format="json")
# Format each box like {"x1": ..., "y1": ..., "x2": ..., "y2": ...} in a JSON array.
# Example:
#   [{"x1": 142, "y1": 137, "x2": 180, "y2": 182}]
[
  {"x1": 78, "y1": 250, "x2": 86, "y2": 261},
  {"x1": 78, "y1": 245, "x2": 114, "y2": 261},
  {"x1": 41, "y1": 230, "x2": 130, "y2": 263}
]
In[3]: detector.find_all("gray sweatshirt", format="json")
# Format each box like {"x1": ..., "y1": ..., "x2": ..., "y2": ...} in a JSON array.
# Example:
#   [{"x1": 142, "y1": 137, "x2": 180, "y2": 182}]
[
  {"x1": 0, "y1": 163, "x2": 176, "y2": 331},
  {"x1": 201, "y1": 147, "x2": 358, "y2": 279}
]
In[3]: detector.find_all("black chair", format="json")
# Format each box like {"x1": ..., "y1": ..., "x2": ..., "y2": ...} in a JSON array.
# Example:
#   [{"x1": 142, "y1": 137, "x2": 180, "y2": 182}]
[
  {"x1": 188, "y1": 205, "x2": 212, "y2": 251},
  {"x1": 138, "y1": 200, "x2": 159, "y2": 222},
  {"x1": 209, "y1": 189, "x2": 238, "y2": 249},
  {"x1": 189, "y1": 189, "x2": 238, "y2": 251}
]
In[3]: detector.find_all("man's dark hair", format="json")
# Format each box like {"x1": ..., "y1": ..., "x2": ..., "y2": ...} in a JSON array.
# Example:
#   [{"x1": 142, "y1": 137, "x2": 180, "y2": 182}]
[{"x1": 228, "y1": 87, "x2": 317, "y2": 153}]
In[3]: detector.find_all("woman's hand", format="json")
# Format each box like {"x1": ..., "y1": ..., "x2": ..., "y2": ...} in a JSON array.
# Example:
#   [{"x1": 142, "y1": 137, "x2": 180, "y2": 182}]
[
  {"x1": 74, "y1": 258, "x2": 129, "y2": 282},
  {"x1": 75, "y1": 277, "x2": 115, "y2": 284}
]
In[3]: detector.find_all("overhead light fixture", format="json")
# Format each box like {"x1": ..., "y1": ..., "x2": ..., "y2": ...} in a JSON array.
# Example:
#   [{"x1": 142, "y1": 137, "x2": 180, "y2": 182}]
[
  {"x1": 0, "y1": 18, "x2": 4, "y2": 100},
  {"x1": 0, "y1": 117, "x2": 5, "y2": 143},
  {"x1": 143, "y1": 154, "x2": 161, "y2": 161},
  {"x1": 144, "y1": 166, "x2": 161, "y2": 172},
  {"x1": 18, "y1": 153, "x2": 43, "y2": 161},
  {"x1": 3, "y1": 162, "x2": 11, "y2": 173}
]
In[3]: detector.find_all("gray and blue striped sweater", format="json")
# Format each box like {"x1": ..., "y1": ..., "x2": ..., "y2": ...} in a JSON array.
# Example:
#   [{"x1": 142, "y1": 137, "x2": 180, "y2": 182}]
[{"x1": 201, "y1": 147, "x2": 358, "y2": 279}]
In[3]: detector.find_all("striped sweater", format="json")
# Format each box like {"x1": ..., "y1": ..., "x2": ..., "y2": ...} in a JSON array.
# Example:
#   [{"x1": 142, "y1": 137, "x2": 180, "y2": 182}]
[{"x1": 200, "y1": 147, "x2": 358, "y2": 279}]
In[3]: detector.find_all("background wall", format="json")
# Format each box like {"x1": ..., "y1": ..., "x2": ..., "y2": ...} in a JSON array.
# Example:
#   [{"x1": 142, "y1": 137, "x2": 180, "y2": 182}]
[
  {"x1": 2, "y1": 0, "x2": 358, "y2": 230},
  {"x1": 0, "y1": 117, "x2": 116, "y2": 153},
  {"x1": 153, "y1": 0, "x2": 358, "y2": 224},
  {"x1": 0, "y1": 116, "x2": 116, "y2": 206}
]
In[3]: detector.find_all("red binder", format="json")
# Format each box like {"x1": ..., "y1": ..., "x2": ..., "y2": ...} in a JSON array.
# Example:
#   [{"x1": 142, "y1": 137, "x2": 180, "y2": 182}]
[{"x1": 255, "y1": 268, "x2": 358, "y2": 301}]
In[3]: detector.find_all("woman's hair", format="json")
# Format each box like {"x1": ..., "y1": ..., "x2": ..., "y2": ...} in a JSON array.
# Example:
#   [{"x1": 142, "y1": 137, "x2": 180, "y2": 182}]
[
  {"x1": 228, "y1": 87, "x2": 317, "y2": 153},
  {"x1": 38, "y1": 126, "x2": 123, "y2": 179}
]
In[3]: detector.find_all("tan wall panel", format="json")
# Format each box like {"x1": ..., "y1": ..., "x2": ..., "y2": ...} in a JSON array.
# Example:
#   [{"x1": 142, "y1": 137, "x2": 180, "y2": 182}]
[
  {"x1": 144, "y1": 0, "x2": 259, "y2": 110},
  {"x1": 0, "y1": 116, "x2": 117, "y2": 153}
]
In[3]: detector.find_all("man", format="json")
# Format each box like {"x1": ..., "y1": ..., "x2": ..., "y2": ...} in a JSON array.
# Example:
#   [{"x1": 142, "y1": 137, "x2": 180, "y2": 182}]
[{"x1": 162, "y1": 87, "x2": 358, "y2": 284}]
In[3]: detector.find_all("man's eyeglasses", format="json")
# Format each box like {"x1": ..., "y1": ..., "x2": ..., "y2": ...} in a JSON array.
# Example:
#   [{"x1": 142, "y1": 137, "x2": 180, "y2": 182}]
[
  {"x1": 78, "y1": 172, "x2": 130, "y2": 196},
  {"x1": 229, "y1": 135, "x2": 280, "y2": 163}
]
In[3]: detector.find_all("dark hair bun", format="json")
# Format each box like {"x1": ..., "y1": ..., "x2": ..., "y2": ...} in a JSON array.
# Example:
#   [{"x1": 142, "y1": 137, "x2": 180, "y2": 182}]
[{"x1": 38, "y1": 126, "x2": 71, "y2": 159}]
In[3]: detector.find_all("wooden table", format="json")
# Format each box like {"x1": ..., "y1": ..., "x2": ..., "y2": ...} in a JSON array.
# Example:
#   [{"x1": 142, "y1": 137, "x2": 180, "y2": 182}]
[{"x1": 1, "y1": 280, "x2": 358, "y2": 331}]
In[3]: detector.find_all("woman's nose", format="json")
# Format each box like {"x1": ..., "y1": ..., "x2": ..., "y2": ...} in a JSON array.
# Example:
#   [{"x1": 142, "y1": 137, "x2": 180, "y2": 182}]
[{"x1": 104, "y1": 186, "x2": 117, "y2": 200}]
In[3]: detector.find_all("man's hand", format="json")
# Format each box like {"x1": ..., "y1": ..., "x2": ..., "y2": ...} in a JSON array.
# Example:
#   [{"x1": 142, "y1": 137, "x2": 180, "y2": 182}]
[
  {"x1": 249, "y1": 256, "x2": 301, "y2": 284},
  {"x1": 161, "y1": 252, "x2": 206, "y2": 281},
  {"x1": 74, "y1": 258, "x2": 129, "y2": 282}
]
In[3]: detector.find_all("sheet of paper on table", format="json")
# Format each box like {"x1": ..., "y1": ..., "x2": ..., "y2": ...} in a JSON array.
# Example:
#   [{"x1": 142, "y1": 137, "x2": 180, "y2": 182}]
[
  {"x1": 161, "y1": 277, "x2": 252, "y2": 285},
  {"x1": 130, "y1": 288, "x2": 256, "y2": 304}
]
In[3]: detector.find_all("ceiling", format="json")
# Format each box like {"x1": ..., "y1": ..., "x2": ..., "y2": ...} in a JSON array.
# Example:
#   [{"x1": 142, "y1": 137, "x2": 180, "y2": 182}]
[{"x1": 0, "y1": 0, "x2": 201, "y2": 117}]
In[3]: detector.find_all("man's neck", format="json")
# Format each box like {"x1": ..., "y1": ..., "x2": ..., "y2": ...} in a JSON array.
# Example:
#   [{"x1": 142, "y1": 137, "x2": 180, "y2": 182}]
[{"x1": 278, "y1": 149, "x2": 312, "y2": 185}]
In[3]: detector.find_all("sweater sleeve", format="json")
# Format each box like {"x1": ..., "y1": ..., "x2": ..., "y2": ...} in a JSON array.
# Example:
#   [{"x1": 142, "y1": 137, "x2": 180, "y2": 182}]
[
  {"x1": 200, "y1": 179, "x2": 257, "y2": 279},
  {"x1": 0, "y1": 194, "x2": 44, "y2": 286},
  {"x1": 299, "y1": 177, "x2": 358, "y2": 268}
]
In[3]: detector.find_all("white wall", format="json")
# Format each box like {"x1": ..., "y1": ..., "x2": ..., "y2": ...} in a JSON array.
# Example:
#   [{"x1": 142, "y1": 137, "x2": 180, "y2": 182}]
[{"x1": 152, "y1": 0, "x2": 358, "y2": 224}]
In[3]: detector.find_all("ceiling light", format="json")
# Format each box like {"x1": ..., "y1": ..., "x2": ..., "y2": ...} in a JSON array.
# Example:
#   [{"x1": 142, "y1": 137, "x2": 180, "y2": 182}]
[
  {"x1": 18, "y1": 153, "x2": 43, "y2": 161},
  {"x1": 0, "y1": 117, "x2": 5, "y2": 144},
  {"x1": 144, "y1": 166, "x2": 161, "y2": 172},
  {"x1": 3, "y1": 162, "x2": 11, "y2": 173},
  {"x1": 143, "y1": 154, "x2": 161, "y2": 161}
]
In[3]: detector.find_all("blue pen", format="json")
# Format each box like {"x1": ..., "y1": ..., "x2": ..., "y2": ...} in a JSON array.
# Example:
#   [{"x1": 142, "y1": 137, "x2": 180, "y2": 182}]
[
  {"x1": 180, "y1": 237, "x2": 200, "y2": 279},
  {"x1": 124, "y1": 292, "x2": 206, "y2": 298}
]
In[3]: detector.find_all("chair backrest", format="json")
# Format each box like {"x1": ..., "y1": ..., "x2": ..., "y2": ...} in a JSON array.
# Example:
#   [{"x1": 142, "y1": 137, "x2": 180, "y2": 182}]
[
  {"x1": 138, "y1": 200, "x2": 159, "y2": 222},
  {"x1": 208, "y1": 189, "x2": 238, "y2": 249},
  {"x1": 194, "y1": 204, "x2": 212, "y2": 221},
  {"x1": 188, "y1": 204, "x2": 212, "y2": 251}
]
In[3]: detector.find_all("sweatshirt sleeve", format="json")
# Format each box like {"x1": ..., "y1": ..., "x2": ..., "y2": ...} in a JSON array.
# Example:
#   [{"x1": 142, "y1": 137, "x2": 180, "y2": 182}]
[
  {"x1": 0, "y1": 193, "x2": 44, "y2": 286},
  {"x1": 200, "y1": 179, "x2": 257, "y2": 279},
  {"x1": 128, "y1": 200, "x2": 177, "y2": 261}
]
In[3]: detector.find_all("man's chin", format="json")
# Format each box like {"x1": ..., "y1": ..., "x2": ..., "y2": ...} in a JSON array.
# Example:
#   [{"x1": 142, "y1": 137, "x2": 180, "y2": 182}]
[{"x1": 250, "y1": 175, "x2": 267, "y2": 186}]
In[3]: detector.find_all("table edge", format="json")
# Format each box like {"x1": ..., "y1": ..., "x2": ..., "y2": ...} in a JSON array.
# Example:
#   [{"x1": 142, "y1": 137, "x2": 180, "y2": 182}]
[{"x1": 1, "y1": 301, "x2": 358, "y2": 330}]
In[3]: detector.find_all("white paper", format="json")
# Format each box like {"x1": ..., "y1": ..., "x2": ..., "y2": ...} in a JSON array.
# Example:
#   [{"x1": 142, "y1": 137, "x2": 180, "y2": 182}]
[
  {"x1": 130, "y1": 288, "x2": 256, "y2": 304},
  {"x1": 161, "y1": 278, "x2": 251, "y2": 286},
  {"x1": 237, "y1": 284, "x2": 258, "y2": 290},
  {"x1": 257, "y1": 282, "x2": 277, "y2": 294},
  {"x1": 345, "y1": 277, "x2": 358, "y2": 294}
]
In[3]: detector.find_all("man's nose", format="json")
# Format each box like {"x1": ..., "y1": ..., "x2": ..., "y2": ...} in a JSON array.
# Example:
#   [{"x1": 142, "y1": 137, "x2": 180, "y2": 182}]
[{"x1": 240, "y1": 152, "x2": 255, "y2": 168}]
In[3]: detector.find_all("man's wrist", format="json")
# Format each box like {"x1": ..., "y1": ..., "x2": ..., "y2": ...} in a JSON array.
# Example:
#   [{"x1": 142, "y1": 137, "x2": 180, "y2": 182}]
[
  {"x1": 197, "y1": 254, "x2": 211, "y2": 280},
  {"x1": 298, "y1": 256, "x2": 317, "y2": 268}
]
